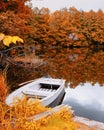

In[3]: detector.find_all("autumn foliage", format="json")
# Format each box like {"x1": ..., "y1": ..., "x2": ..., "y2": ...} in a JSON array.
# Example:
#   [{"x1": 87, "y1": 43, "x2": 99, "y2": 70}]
[
  {"x1": 0, "y1": 1, "x2": 103, "y2": 130},
  {"x1": 0, "y1": 73, "x2": 92, "y2": 130},
  {"x1": 31, "y1": 7, "x2": 104, "y2": 47},
  {"x1": 0, "y1": 0, "x2": 104, "y2": 46},
  {"x1": 0, "y1": 74, "x2": 8, "y2": 102},
  {"x1": 0, "y1": 0, "x2": 33, "y2": 41},
  {"x1": 0, "y1": 97, "x2": 80, "y2": 130},
  {"x1": 0, "y1": 0, "x2": 103, "y2": 89},
  {"x1": 28, "y1": 7, "x2": 104, "y2": 47}
]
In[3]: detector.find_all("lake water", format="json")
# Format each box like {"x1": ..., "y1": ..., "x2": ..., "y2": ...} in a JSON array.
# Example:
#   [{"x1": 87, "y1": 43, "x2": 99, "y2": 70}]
[
  {"x1": 63, "y1": 82, "x2": 104, "y2": 123},
  {"x1": 7, "y1": 47, "x2": 104, "y2": 123}
]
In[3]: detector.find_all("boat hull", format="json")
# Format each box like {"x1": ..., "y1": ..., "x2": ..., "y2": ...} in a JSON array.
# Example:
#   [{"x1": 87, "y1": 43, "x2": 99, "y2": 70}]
[{"x1": 47, "y1": 89, "x2": 66, "y2": 107}]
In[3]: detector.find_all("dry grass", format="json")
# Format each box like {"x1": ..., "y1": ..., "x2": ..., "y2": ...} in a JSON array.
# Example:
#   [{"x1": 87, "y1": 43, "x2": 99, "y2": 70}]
[
  {"x1": 0, "y1": 97, "x2": 81, "y2": 130},
  {"x1": 0, "y1": 74, "x2": 8, "y2": 102},
  {"x1": 0, "y1": 97, "x2": 96, "y2": 130}
]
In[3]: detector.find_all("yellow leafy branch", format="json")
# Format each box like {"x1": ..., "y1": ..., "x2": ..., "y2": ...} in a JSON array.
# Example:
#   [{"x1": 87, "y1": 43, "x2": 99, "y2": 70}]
[{"x1": 0, "y1": 33, "x2": 23, "y2": 47}]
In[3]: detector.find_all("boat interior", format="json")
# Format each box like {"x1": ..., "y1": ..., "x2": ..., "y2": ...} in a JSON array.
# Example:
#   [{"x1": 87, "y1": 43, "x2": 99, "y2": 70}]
[
  {"x1": 40, "y1": 83, "x2": 60, "y2": 90},
  {"x1": 22, "y1": 91, "x2": 46, "y2": 99},
  {"x1": 22, "y1": 83, "x2": 60, "y2": 99}
]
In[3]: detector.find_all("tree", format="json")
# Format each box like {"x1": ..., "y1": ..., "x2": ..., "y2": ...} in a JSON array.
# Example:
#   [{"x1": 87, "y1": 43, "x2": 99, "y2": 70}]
[
  {"x1": 32, "y1": 7, "x2": 51, "y2": 48},
  {"x1": 0, "y1": 0, "x2": 33, "y2": 42}
]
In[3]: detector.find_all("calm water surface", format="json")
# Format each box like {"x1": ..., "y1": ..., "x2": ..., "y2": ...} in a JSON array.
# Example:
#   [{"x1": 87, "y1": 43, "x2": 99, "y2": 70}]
[{"x1": 63, "y1": 83, "x2": 104, "y2": 123}]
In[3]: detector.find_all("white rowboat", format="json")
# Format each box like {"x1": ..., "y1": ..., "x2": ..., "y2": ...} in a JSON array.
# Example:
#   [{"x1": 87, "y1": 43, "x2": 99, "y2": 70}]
[{"x1": 5, "y1": 77, "x2": 66, "y2": 107}]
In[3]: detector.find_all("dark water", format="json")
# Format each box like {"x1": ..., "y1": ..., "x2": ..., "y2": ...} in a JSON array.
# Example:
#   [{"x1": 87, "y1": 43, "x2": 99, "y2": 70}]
[
  {"x1": 7, "y1": 47, "x2": 104, "y2": 122},
  {"x1": 63, "y1": 83, "x2": 104, "y2": 123}
]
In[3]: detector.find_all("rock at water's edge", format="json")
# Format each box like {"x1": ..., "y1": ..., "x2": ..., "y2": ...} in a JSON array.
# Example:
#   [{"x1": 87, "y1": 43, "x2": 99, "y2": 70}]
[{"x1": 74, "y1": 116, "x2": 104, "y2": 130}]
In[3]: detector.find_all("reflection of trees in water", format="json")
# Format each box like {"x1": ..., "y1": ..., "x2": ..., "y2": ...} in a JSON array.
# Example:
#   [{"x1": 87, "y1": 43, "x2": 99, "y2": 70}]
[
  {"x1": 40, "y1": 47, "x2": 104, "y2": 87},
  {"x1": 7, "y1": 47, "x2": 104, "y2": 91},
  {"x1": 6, "y1": 63, "x2": 50, "y2": 92}
]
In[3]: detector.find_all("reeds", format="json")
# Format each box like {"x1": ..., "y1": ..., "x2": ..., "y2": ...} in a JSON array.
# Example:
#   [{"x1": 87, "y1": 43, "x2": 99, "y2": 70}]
[
  {"x1": 0, "y1": 74, "x2": 8, "y2": 102},
  {"x1": 0, "y1": 97, "x2": 81, "y2": 130}
]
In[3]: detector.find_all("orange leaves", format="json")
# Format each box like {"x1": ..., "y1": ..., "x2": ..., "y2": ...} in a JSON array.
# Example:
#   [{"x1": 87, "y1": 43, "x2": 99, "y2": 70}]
[
  {"x1": 0, "y1": 0, "x2": 33, "y2": 41},
  {"x1": 80, "y1": 10, "x2": 104, "y2": 45},
  {"x1": 1, "y1": 2, "x2": 104, "y2": 46},
  {"x1": 33, "y1": 7, "x2": 104, "y2": 47},
  {"x1": 0, "y1": 11, "x2": 31, "y2": 37}
]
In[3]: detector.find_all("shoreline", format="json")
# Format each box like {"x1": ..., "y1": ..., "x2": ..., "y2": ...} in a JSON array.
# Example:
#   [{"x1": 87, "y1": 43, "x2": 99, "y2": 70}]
[{"x1": 74, "y1": 116, "x2": 104, "y2": 130}]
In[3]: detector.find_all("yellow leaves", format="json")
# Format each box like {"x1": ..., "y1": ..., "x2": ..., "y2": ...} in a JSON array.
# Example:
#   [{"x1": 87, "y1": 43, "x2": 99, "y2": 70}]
[
  {"x1": 12, "y1": 36, "x2": 24, "y2": 44},
  {"x1": 3, "y1": 36, "x2": 13, "y2": 47},
  {"x1": 0, "y1": 33, "x2": 23, "y2": 47},
  {"x1": 3, "y1": 36, "x2": 23, "y2": 47}
]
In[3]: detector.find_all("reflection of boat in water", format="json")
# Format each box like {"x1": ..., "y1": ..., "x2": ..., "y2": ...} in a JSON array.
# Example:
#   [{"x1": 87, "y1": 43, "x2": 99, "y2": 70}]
[{"x1": 5, "y1": 77, "x2": 66, "y2": 107}]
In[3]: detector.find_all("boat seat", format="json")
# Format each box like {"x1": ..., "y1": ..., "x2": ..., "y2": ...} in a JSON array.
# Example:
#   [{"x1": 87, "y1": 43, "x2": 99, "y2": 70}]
[
  {"x1": 22, "y1": 90, "x2": 53, "y2": 98},
  {"x1": 29, "y1": 84, "x2": 41, "y2": 90},
  {"x1": 38, "y1": 88, "x2": 56, "y2": 92}
]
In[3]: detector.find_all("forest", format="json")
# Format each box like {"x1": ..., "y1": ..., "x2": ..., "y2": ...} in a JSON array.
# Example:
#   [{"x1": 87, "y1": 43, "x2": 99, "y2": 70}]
[
  {"x1": 0, "y1": 0, "x2": 104, "y2": 129},
  {"x1": 0, "y1": 0, "x2": 104, "y2": 49}
]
